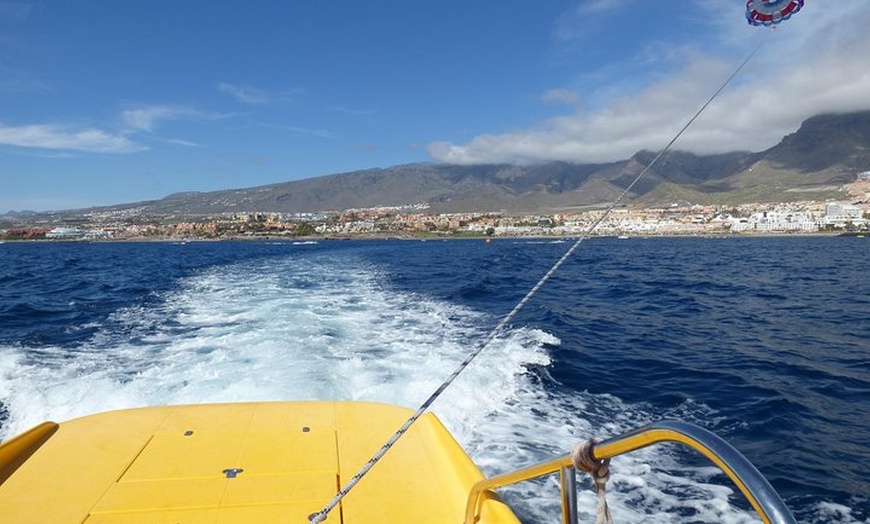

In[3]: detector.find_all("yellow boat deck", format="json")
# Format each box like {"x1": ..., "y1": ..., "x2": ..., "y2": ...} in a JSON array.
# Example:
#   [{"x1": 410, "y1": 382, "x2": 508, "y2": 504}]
[{"x1": 0, "y1": 401, "x2": 519, "y2": 524}]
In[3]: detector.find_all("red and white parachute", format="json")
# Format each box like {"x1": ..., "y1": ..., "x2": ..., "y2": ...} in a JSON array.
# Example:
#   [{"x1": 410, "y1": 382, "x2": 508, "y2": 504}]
[{"x1": 745, "y1": 0, "x2": 805, "y2": 26}]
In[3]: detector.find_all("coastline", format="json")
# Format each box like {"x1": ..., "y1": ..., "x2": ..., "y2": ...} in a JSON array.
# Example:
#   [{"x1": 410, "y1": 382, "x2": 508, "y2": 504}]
[{"x1": 1, "y1": 229, "x2": 858, "y2": 244}]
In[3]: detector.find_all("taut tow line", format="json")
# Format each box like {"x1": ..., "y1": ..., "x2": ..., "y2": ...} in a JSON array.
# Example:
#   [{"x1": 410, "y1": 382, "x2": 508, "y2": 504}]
[{"x1": 308, "y1": 31, "x2": 770, "y2": 524}]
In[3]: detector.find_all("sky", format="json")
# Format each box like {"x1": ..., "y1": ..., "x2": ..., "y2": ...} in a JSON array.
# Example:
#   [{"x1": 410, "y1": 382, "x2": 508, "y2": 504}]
[{"x1": 1, "y1": 1, "x2": 869, "y2": 213}]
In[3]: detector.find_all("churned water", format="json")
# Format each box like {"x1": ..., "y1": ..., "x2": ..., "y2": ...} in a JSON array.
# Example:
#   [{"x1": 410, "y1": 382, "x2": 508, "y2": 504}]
[{"x1": 0, "y1": 237, "x2": 866, "y2": 523}]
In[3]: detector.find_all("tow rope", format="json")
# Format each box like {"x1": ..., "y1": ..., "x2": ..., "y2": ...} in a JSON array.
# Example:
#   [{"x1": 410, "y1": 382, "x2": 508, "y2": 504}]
[{"x1": 308, "y1": 30, "x2": 770, "y2": 524}]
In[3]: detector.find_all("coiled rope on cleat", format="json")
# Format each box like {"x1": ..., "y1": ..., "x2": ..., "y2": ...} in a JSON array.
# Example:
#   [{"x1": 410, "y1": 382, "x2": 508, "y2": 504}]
[{"x1": 573, "y1": 440, "x2": 614, "y2": 524}]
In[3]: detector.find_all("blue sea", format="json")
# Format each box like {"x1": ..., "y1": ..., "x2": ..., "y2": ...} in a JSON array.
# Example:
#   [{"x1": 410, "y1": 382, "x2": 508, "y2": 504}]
[{"x1": 0, "y1": 237, "x2": 867, "y2": 523}]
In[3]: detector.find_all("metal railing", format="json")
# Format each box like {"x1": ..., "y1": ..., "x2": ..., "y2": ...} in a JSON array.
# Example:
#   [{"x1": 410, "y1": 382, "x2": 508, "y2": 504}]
[{"x1": 464, "y1": 420, "x2": 796, "y2": 524}]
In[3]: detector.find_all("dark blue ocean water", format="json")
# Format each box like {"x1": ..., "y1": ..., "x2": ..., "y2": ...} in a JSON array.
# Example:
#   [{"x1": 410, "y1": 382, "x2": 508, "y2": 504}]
[{"x1": 0, "y1": 237, "x2": 867, "y2": 523}]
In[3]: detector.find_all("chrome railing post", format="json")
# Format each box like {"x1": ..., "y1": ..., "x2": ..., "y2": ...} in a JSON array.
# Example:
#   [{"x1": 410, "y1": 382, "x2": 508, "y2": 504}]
[
  {"x1": 464, "y1": 420, "x2": 796, "y2": 524},
  {"x1": 590, "y1": 421, "x2": 796, "y2": 524},
  {"x1": 559, "y1": 465, "x2": 578, "y2": 524}
]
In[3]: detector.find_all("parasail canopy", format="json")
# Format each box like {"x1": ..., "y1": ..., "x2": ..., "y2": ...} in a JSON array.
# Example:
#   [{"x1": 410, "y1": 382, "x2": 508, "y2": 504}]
[{"x1": 746, "y1": 0, "x2": 805, "y2": 26}]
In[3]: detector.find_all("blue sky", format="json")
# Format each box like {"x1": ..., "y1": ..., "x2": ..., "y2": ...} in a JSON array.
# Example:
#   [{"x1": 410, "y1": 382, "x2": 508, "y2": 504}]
[{"x1": 2, "y1": 1, "x2": 869, "y2": 212}]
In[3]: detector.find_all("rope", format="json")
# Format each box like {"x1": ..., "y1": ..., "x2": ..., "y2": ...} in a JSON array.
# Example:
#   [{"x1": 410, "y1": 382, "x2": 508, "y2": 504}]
[
  {"x1": 573, "y1": 440, "x2": 614, "y2": 524},
  {"x1": 307, "y1": 31, "x2": 770, "y2": 524}
]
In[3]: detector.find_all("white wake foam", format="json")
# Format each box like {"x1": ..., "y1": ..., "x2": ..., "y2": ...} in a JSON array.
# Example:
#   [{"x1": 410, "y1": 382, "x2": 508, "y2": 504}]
[{"x1": 0, "y1": 250, "x2": 832, "y2": 523}]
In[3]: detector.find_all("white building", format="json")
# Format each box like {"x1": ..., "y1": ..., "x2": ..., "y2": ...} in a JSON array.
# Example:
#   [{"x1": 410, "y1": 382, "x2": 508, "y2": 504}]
[
  {"x1": 46, "y1": 227, "x2": 110, "y2": 239},
  {"x1": 824, "y1": 202, "x2": 866, "y2": 228},
  {"x1": 46, "y1": 227, "x2": 87, "y2": 239},
  {"x1": 729, "y1": 206, "x2": 821, "y2": 232}
]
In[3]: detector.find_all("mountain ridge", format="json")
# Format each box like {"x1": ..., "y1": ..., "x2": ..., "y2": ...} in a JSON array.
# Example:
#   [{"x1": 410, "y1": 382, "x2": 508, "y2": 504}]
[{"x1": 7, "y1": 111, "x2": 870, "y2": 219}]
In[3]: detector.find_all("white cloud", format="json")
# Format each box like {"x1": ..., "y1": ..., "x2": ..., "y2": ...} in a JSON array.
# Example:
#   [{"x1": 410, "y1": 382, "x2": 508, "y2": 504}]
[
  {"x1": 218, "y1": 82, "x2": 269, "y2": 105},
  {"x1": 553, "y1": 0, "x2": 629, "y2": 43},
  {"x1": 163, "y1": 137, "x2": 202, "y2": 147},
  {"x1": 429, "y1": 1, "x2": 870, "y2": 165},
  {"x1": 218, "y1": 82, "x2": 304, "y2": 105},
  {"x1": 576, "y1": 0, "x2": 623, "y2": 15},
  {"x1": 327, "y1": 105, "x2": 376, "y2": 116},
  {"x1": 258, "y1": 122, "x2": 336, "y2": 139},
  {"x1": 121, "y1": 105, "x2": 208, "y2": 132},
  {"x1": 0, "y1": 105, "x2": 221, "y2": 154},
  {"x1": 0, "y1": 122, "x2": 145, "y2": 153},
  {"x1": 541, "y1": 88, "x2": 581, "y2": 106}
]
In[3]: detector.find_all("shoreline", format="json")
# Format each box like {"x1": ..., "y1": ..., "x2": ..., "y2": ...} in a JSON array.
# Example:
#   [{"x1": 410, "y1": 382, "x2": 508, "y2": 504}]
[{"x1": 1, "y1": 230, "x2": 860, "y2": 243}]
